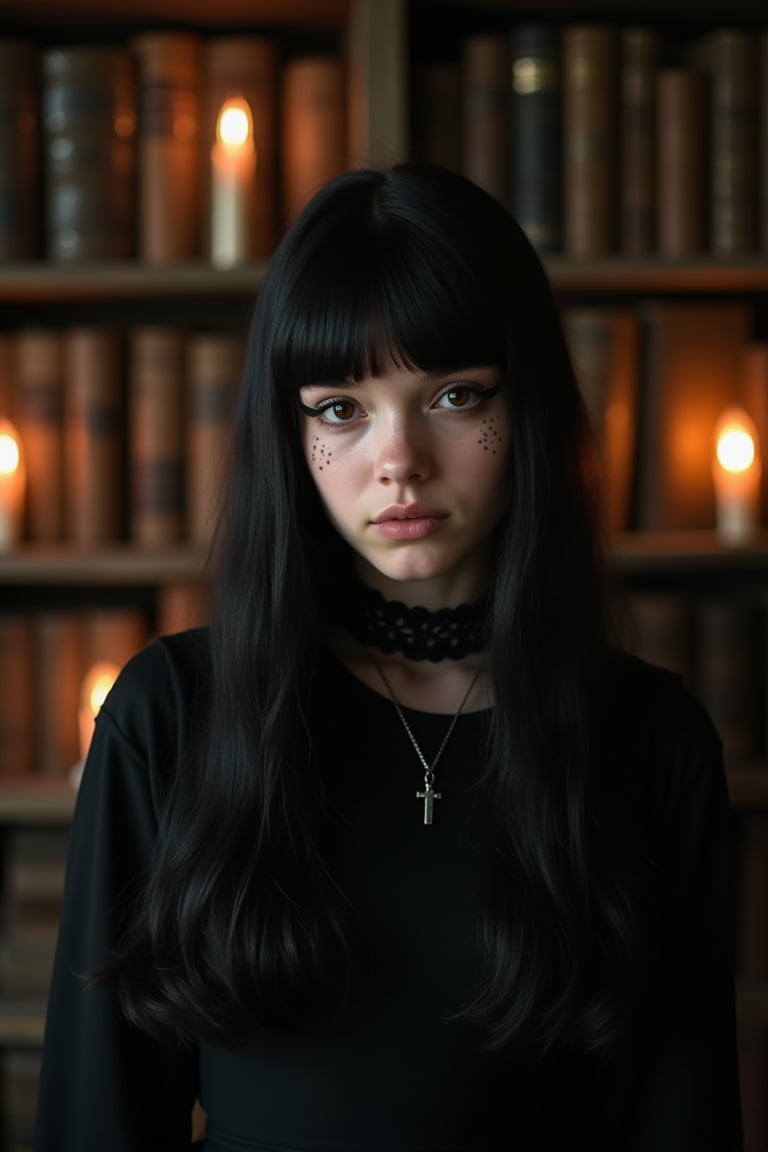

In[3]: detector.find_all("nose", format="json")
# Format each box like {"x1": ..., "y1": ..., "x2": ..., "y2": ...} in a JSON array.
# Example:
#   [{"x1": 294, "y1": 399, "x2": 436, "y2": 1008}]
[{"x1": 374, "y1": 414, "x2": 431, "y2": 485}]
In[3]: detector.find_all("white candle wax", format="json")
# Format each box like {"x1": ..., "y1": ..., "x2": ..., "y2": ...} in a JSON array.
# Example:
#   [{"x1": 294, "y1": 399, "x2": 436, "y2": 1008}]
[
  {"x1": 712, "y1": 408, "x2": 761, "y2": 544},
  {"x1": 211, "y1": 98, "x2": 256, "y2": 268}
]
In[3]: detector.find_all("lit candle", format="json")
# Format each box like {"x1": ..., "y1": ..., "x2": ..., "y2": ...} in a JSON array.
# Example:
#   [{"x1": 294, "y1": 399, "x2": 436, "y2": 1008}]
[
  {"x1": 712, "y1": 406, "x2": 761, "y2": 543},
  {"x1": 78, "y1": 661, "x2": 120, "y2": 764},
  {"x1": 210, "y1": 97, "x2": 256, "y2": 268},
  {"x1": 0, "y1": 420, "x2": 25, "y2": 551}
]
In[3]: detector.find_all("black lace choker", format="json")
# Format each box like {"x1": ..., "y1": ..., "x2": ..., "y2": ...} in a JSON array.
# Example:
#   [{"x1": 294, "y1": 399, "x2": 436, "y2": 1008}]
[{"x1": 341, "y1": 583, "x2": 488, "y2": 662}]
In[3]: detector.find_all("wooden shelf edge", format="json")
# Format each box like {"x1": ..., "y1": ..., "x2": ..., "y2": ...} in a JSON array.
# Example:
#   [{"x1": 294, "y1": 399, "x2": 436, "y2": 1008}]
[
  {"x1": 0, "y1": 781, "x2": 76, "y2": 824},
  {"x1": 0, "y1": 545, "x2": 210, "y2": 585},
  {"x1": 0, "y1": 262, "x2": 269, "y2": 301},
  {"x1": 0, "y1": 1000, "x2": 47, "y2": 1047},
  {"x1": 610, "y1": 530, "x2": 768, "y2": 575}
]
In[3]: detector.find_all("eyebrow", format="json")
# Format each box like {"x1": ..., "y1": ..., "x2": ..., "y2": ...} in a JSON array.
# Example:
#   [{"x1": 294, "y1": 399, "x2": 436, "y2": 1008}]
[{"x1": 298, "y1": 368, "x2": 497, "y2": 394}]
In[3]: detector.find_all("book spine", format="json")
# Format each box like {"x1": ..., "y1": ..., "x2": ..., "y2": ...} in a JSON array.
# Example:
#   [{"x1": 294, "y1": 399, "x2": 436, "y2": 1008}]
[
  {"x1": 696, "y1": 596, "x2": 760, "y2": 763},
  {"x1": 14, "y1": 329, "x2": 64, "y2": 542},
  {"x1": 204, "y1": 37, "x2": 278, "y2": 259},
  {"x1": 633, "y1": 303, "x2": 751, "y2": 530},
  {"x1": 508, "y1": 24, "x2": 562, "y2": 253},
  {"x1": 562, "y1": 306, "x2": 639, "y2": 534},
  {"x1": 563, "y1": 25, "x2": 619, "y2": 258},
  {"x1": 64, "y1": 328, "x2": 124, "y2": 545},
  {"x1": 761, "y1": 33, "x2": 768, "y2": 253},
  {"x1": 708, "y1": 30, "x2": 759, "y2": 256},
  {"x1": 81, "y1": 608, "x2": 148, "y2": 673},
  {"x1": 155, "y1": 582, "x2": 210, "y2": 636},
  {"x1": 33, "y1": 612, "x2": 81, "y2": 778},
  {"x1": 40, "y1": 47, "x2": 136, "y2": 262},
  {"x1": 281, "y1": 57, "x2": 347, "y2": 229},
  {"x1": 0, "y1": 40, "x2": 38, "y2": 260},
  {"x1": 132, "y1": 33, "x2": 202, "y2": 264},
  {"x1": 461, "y1": 35, "x2": 508, "y2": 205},
  {"x1": 186, "y1": 333, "x2": 240, "y2": 546},
  {"x1": 621, "y1": 592, "x2": 694, "y2": 686},
  {"x1": 129, "y1": 327, "x2": 185, "y2": 546},
  {"x1": 0, "y1": 615, "x2": 35, "y2": 779},
  {"x1": 0, "y1": 331, "x2": 14, "y2": 418},
  {"x1": 619, "y1": 28, "x2": 658, "y2": 255},
  {"x1": 740, "y1": 342, "x2": 768, "y2": 525},
  {"x1": 656, "y1": 70, "x2": 706, "y2": 257}
]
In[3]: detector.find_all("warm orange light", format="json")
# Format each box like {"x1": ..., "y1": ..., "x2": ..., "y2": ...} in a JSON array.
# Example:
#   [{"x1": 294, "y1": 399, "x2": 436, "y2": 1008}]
[
  {"x1": 78, "y1": 661, "x2": 120, "y2": 762},
  {"x1": 712, "y1": 407, "x2": 762, "y2": 543},
  {"x1": 216, "y1": 98, "x2": 253, "y2": 152},
  {"x1": 0, "y1": 419, "x2": 25, "y2": 550}
]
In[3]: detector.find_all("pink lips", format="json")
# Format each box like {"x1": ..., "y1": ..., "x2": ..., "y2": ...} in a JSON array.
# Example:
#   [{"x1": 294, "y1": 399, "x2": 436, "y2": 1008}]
[{"x1": 371, "y1": 504, "x2": 448, "y2": 541}]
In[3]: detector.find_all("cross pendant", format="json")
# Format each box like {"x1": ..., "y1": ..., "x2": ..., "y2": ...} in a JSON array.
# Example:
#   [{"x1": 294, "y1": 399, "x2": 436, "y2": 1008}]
[{"x1": 416, "y1": 783, "x2": 442, "y2": 826}]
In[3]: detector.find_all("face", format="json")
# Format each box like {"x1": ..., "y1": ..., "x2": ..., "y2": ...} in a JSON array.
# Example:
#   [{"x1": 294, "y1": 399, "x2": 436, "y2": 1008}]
[{"x1": 299, "y1": 363, "x2": 511, "y2": 607}]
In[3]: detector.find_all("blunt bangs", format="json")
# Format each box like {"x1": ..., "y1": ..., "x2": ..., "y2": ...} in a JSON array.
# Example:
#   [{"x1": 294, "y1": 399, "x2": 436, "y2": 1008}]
[{"x1": 270, "y1": 197, "x2": 508, "y2": 393}]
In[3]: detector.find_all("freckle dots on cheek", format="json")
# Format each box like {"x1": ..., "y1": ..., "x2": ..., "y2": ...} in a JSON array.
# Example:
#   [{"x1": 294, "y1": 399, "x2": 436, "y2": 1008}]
[
  {"x1": 477, "y1": 416, "x2": 504, "y2": 455},
  {"x1": 310, "y1": 436, "x2": 333, "y2": 472}
]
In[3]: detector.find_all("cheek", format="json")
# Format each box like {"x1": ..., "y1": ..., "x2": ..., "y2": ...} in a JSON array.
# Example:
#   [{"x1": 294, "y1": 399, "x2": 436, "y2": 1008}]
[
  {"x1": 475, "y1": 414, "x2": 506, "y2": 456},
  {"x1": 307, "y1": 434, "x2": 335, "y2": 472}
]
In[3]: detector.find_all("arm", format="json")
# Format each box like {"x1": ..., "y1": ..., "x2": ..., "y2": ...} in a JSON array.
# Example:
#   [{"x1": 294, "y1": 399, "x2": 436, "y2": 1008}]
[
  {"x1": 626, "y1": 691, "x2": 743, "y2": 1151},
  {"x1": 35, "y1": 698, "x2": 198, "y2": 1150}
]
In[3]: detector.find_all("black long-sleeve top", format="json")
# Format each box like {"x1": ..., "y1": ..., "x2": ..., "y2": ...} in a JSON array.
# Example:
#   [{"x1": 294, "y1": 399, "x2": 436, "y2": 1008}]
[{"x1": 35, "y1": 629, "x2": 743, "y2": 1150}]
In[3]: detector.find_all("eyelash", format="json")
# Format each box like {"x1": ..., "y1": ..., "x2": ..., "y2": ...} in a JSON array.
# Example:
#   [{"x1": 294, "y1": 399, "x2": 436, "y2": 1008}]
[{"x1": 299, "y1": 382, "x2": 501, "y2": 429}]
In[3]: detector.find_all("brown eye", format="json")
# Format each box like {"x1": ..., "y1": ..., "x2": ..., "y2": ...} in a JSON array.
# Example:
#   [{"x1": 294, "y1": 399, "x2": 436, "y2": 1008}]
[
  {"x1": 445, "y1": 387, "x2": 471, "y2": 408},
  {"x1": 435, "y1": 385, "x2": 481, "y2": 411},
  {"x1": 328, "y1": 400, "x2": 356, "y2": 420}
]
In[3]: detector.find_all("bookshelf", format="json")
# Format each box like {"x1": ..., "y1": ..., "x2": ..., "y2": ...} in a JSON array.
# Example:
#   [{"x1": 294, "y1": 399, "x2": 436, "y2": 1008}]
[{"x1": 0, "y1": 0, "x2": 767, "y2": 1146}]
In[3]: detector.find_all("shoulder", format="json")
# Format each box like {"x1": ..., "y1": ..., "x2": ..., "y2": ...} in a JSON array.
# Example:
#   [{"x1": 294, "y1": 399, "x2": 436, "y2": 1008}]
[{"x1": 95, "y1": 627, "x2": 212, "y2": 788}]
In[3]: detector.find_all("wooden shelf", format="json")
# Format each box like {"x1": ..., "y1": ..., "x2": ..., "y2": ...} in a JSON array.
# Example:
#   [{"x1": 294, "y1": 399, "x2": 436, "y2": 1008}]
[
  {"x1": 0, "y1": 263, "x2": 269, "y2": 303},
  {"x1": 0, "y1": 258, "x2": 767, "y2": 303},
  {"x1": 0, "y1": 545, "x2": 209, "y2": 586},
  {"x1": 0, "y1": 1001, "x2": 47, "y2": 1047},
  {"x1": 0, "y1": 781, "x2": 76, "y2": 826},
  {"x1": 0, "y1": 0, "x2": 348, "y2": 28},
  {"x1": 413, "y1": 0, "x2": 765, "y2": 17},
  {"x1": 728, "y1": 767, "x2": 768, "y2": 809},
  {"x1": 610, "y1": 531, "x2": 768, "y2": 576}
]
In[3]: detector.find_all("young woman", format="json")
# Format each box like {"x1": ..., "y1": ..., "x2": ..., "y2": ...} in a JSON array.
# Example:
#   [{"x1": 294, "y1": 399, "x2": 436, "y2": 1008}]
[{"x1": 35, "y1": 164, "x2": 742, "y2": 1151}]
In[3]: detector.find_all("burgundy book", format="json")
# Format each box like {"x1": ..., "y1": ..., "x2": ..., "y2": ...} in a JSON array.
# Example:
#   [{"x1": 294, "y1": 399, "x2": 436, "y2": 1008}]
[
  {"x1": 461, "y1": 35, "x2": 507, "y2": 204},
  {"x1": 281, "y1": 56, "x2": 347, "y2": 229},
  {"x1": 656, "y1": 70, "x2": 706, "y2": 257}
]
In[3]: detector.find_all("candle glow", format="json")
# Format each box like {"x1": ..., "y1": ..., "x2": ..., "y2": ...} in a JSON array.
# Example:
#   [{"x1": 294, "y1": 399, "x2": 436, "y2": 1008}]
[
  {"x1": 712, "y1": 407, "x2": 761, "y2": 543},
  {"x1": 0, "y1": 420, "x2": 25, "y2": 551},
  {"x1": 210, "y1": 96, "x2": 256, "y2": 268},
  {"x1": 78, "y1": 661, "x2": 120, "y2": 763}
]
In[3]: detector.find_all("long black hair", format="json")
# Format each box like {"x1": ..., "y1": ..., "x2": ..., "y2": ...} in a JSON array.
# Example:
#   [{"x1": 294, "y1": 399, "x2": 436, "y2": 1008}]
[{"x1": 114, "y1": 164, "x2": 651, "y2": 1055}]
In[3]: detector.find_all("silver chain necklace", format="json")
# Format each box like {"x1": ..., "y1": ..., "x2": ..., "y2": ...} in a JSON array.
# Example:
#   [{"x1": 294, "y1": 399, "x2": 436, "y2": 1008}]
[{"x1": 371, "y1": 658, "x2": 482, "y2": 826}]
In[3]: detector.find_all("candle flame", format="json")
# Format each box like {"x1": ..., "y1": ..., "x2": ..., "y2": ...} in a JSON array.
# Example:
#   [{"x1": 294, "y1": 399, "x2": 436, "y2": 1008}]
[
  {"x1": 217, "y1": 98, "x2": 253, "y2": 149},
  {"x1": 81, "y1": 662, "x2": 120, "y2": 717},
  {"x1": 0, "y1": 432, "x2": 20, "y2": 475},
  {"x1": 717, "y1": 426, "x2": 755, "y2": 474}
]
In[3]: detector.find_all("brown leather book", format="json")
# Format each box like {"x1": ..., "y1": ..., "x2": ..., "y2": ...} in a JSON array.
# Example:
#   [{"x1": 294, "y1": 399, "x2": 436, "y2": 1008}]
[
  {"x1": 129, "y1": 327, "x2": 185, "y2": 546},
  {"x1": 695, "y1": 595, "x2": 761, "y2": 763},
  {"x1": 33, "y1": 612, "x2": 82, "y2": 777},
  {"x1": 82, "y1": 608, "x2": 148, "y2": 674},
  {"x1": 620, "y1": 28, "x2": 658, "y2": 255},
  {"x1": 411, "y1": 61, "x2": 462, "y2": 172},
  {"x1": 14, "y1": 329, "x2": 64, "y2": 542},
  {"x1": 156, "y1": 582, "x2": 211, "y2": 635},
  {"x1": 0, "y1": 40, "x2": 38, "y2": 260},
  {"x1": 619, "y1": 592, "x2": 694, "y2": 687},
  {"x1": 204, "y1": 37, "x2": 278, "y2": 259},
  {"x1": 740, "y1": 342, "x2": 768, "y2": 525},
  {"x1": 461, "y1": 35, "x2": 508, "y2": 204},
  {"x1": 64, "y1": 328, "x2": 124, "y2": 545},
  {"x1": 0, "y1": 615, "x2": 35, "y2": 779},
  {"x1": 656, "y1": 70, "x2": 706, "y2": 257},
  {"x1": 40, "y1": 47, "x2": 136, "y2": 261},
  {"x1": 132, "y1": 33, "x2": 202, "y2": 263},
  {"x1": 761, "y1": 33, "x2": 768, "y2": 254},
  {"x1": 633, "y1": 303, "x2": 751, "y2": 530},
  {"x1": 563, "y1": 25, "x2": 619, "y2": 258},
  {"x1": 705, "y1": 30, "x2": 759, "y2": 256},
  {"x1": 186, "y1": 333, "x2": 241, "y2": 547},
  {"x1": 562, "y1": 306, "x2": 640, "y2": 534},
  {"x1": 281, "y1": 56, "x2": 347, "y2": 229},
  {"x1": 0, "y1": 332, "x2": 13, "y2": 418}
]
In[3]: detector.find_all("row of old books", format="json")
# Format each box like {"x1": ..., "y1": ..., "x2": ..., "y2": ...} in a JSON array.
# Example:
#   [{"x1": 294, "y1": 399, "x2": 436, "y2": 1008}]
[
  {"x1": 622, "y1": 590, "x2": 768, "y2": 764},
  {"x1": 563, "y1": 301, "x2": 768, "y2": 534},
  {"x1": 413, "y1": 24, "x2": 768, "y2": 259},
  {"x1": 0, "y1": 326, "x2": 244, "y2": 547},
  {"x1": 0, "y1": 598, "x2": 207, "y2": 783},
  {"x1": 0, "y1": 825, "x2": 67, "y2": 1152},
  {"x1": 0, "y1": 34, "x2": 347, "y2": 263}
]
